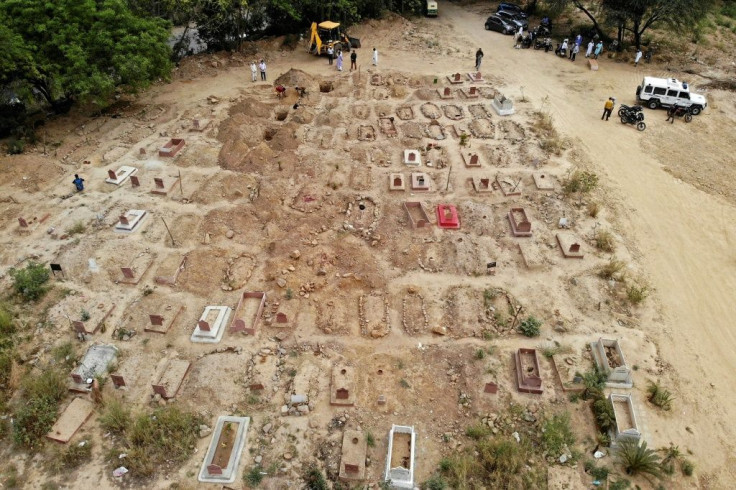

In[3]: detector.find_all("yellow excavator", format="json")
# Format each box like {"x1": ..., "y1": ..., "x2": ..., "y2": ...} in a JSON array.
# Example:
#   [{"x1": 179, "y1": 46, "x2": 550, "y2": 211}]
[{"x1": 308, "y1": 21, "x2": 357, "y2": 56}]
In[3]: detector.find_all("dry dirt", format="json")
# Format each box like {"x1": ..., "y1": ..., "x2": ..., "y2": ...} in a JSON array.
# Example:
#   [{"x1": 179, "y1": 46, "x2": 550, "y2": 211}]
[{"x1": 1, "y1": 3, "x2": 736, "y2": 489}]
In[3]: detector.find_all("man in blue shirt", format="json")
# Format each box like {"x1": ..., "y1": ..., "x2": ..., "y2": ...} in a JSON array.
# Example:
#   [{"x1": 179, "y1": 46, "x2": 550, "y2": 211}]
[{"x1": 72, "y1": 174, "x2": 85, "y2": 191}]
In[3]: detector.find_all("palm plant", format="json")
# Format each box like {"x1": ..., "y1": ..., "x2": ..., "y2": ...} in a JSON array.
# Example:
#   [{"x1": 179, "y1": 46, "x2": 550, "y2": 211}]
[{"x1": 616, "y1": 439, "x2": 662, "y2": 479}]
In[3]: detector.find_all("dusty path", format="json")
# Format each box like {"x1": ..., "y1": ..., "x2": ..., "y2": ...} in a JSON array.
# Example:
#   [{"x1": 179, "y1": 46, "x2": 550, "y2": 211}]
[{"x1": 435, "y1": 2, "x2": 736, "y2": 483}]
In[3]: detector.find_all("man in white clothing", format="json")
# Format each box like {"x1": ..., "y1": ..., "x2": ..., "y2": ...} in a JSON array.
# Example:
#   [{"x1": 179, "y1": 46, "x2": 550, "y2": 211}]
[
  {"x1": 250, "y1": 61, "x2": 257, "y2": 82},
  {"x1": 634, "y1": 49, "x2": 643, "y2": 67},
  {"x1": 585, "y1": 40, "x2": 594, "y2": 58}
]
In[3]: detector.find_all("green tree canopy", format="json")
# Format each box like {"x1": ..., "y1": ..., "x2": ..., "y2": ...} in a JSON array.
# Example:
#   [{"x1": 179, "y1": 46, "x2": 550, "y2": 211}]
[{"x1": 0, "y1": 0, "x2": 172, "y2": 113}]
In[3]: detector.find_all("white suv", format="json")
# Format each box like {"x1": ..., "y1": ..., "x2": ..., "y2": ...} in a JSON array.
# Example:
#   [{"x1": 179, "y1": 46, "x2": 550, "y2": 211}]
[{"x1": 636, "y1": 77, "x2": 707, "y2": 115}]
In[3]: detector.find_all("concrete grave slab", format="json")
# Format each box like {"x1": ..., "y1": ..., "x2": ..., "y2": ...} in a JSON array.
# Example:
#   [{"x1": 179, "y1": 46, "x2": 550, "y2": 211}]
[
  {"x1": 508, "y1": 208, "x2": 532, "y2": 237},
  {"x1": 198, "y1": 416, "x2": 250, "y2": 484},
  {"x1": 105, "y1": 166, "x2": 138, "y2": 185},
  {"x1": 461, "y1": 86, "x2": 480, "y2": 98},
  {"x1": 118, "y1": 253, "x2": 154, "y2": 285},
  {"x1": 533, "y1": 172, "x2": 555, "y2": 190},
  {"x1": 514, "y1": 348, "x2": 543, "y2": 394},
  {"x1": 590, "y1": 338, "x2": 634, "y2": 388},
  {"x1": 447, "y1": 73, "x2": 463, "y2": 84},
  {"x1": 115, "y1": 209, "x2": 147, "y2": 232},
  {"x1": 191, "y1": 306, "x2": 232, "y2": 343},
  {"x1": 436, "y1": 204, "x2": 460, "y2": 229},
  {"x1": 144, "y1": 306, "x2": 184, "y2": 334},
  {"x1": 494, "y1": 175, "x2": 522, "y2": 196},
  {"x1": 150, "y1": 174, "x2": 181, "y2": 196},
  {"x1": 158, "y1": 138, "x2": 185, "y2": 157},
  {"x1": 152, "y1": 358, "x2": 191, "y2": 399},
  {"x1": 340, "y1": 430, "x2": 367, "y2": 481},
  {"x1": 609, "y1": 393, "x2": 641, "y2": 447},
  {"x1": 462, "y1": 152, "x2": 481, "y2": 168},
  {"x1": 154, "y1": 254, "x2": 187, "y2": 286},
  {"x1": 470, "y1": 177, "x2": 493, "y2": 193},
  {"x1": 551, "y1": 354, "x2": 586, "y2": 393},
  {"x1": 403, "y1": 202, "x2": 432, "y2": 229},
  {"x1": 70, "y1": 344, "x2": 118, "y2": 392},
  {"x1": 389, "y1": 174, "x2": 406, "y2": 191},
  {"x1": 403, "y1": 150, "x2": 421, "y2": 166},
  {"x1": 47, "y1": 398, "x2": 95, "y2": 443},
  {"x1": 588, "y1": 59, "x2": 599, "y2": 71},
  {"x1": 491, "y1": 93, "x2": 515, "y2": 115},
  {"x1": 517, "y1": 242, "x2": 544, "y2": 270},
  {"x1": 71, "y1": 302, "x2": 116, "y2": 335},
  {"x1": 467, "y1": 72, "x2": 485, "y2": 83},
  {"x1": 330, "y1": 365, "x2": 357, "y2": 406},
  {"x1": 384, "y1": 424, "x2": 416, "y2": 489},
  {"x1": 111, "y1": 354, "x2": 149, "y2": 389},
  {"x1": 556, "y1": 233, "x2": 584, "y2": 259},
  {"x1": 230, "y1": 291, "x2": 266, "y2": 335},
  {"x1": 190, "y1": 118, "x2": 211, "y2": 132},
  {"x1": 437, "y1": 87, "x2": 453, "y2": 99},
  {"x1": 410, "y1": 172, "x2": 430, "y2": 191}
]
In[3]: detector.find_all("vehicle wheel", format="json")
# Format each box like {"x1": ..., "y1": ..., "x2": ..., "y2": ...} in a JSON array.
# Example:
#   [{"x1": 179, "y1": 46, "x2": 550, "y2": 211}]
[
  {"x1": 620, "y1": 116, "x2": 627, "y2": 124},
  {"x1": 685, "y1": 114, "x2": 693, "y2": 123},
  {"x1": 690, "y1": 106, "x2": 701, "y2": 116},
  {"x1": 647, "y1": 99, "x2": 659, "y2": 110},
  {"x1": 636, "y1": 121, "x2": 646, "y2": 131}
]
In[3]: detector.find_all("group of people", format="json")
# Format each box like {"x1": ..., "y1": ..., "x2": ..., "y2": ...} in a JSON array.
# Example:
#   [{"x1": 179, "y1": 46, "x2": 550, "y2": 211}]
[
  {"x1": 250, "y1": 59, "x2": 267, "y2": 81},
  {"x1": 326, "y1": 46, "x2": 378, "y2": 71}
]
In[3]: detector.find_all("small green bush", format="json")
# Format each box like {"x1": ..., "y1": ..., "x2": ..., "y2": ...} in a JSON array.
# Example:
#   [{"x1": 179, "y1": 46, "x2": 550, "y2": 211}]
[
  {"x1": 244, "y1": 465, "x2": 264, "y2": 487},
  {"x1": 518, "y1": 316, "x2": 541, "y2": 337},
  {"x1": 626, "y1": 283, "x2": 649, "y2": 305},
  {"x1": 9, "y1": 262, "x2": 51, "y2": 301},
  {"x1": 598, "y1": 258, "x2": 626, "y2": 280},
  {"x1": 465, "y1": 424, "x2": 489, "y2": 440},
  {"x1": 304, "y1": 466, "x2": 328, "y2": 490},
  {"x1": 14, "y1": 397, "x2": 60, "y2": 448},
  {"x1": 423, "y1": 475, "x2": 448, "y2": 490},
  {"x1": 563, "y1": 170, "x2": 598, "y2": 196},
  {"x1": 366, "y1": 431, "x2": 375, "y2": 447},
  {"x1": 542, "y1": 412, "x2": 575, "y2": 456},
  {"x1": 595, "y1": 230, "x2": 616, "y2": 253},
  {"x1": 99, "y1": 399, "x2": 132, "y2": 435},
  {"x1": 647, "y1": 381, "x2": 674, "y2": 411},
  {"x1": 681, "y1": 458, "x2": 694, "y2": 476}
]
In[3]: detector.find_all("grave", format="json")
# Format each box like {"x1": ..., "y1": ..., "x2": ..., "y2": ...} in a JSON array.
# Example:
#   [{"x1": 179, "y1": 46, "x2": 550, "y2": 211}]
[
  {"x1": 609, "y1": 393, "x2": 641, "y2": 447},
  {"x1": 436, "y1": 204, "x2": 460, "y2": 229},
  {"x1": 491, "y1": 93, "x2": 515, "y2": 116},
  {"x1": 533, "y1": 172, "x2": 555, "y2": 190},
  {"x1": 331, "y1": 365, "x2": 357, "y2": 406},
  {"x1": 154, "y1": 254, "x2": 187, "y2": 285},
  {"x1": 158, "y1": 138, "x2": 186, "y2": 157},
  {"x1": 46, "y1": 398, "x2": 95, "y2": 443},
  {"x1": 191, "y1": 306, "x2": 232, "y2": 343},
  {"x1": 403, "y1": 150, "x2": 421, "y2": 166},
  {"x1": 230, "y1": 291, "x2": 266, "y2": 335},
  {"x1": 461, "y1": 86, "x2": 480, "y2": 99},
  {"x1": 371, "y1": 74, "x2": 383, "y2": 85},
  {"x1": 467, "y1": 71, "x2": 485, "y2": 83},
  {"x1": 517, "y1": 242, "x2": 544, "y2": 270},
  {"x1": 590, "y1": 338, "x2": 634, "y2": 388},
  {"x1": 410, "y1": 172, "x2": 431, "y2": 191},
  {"x1": 198, "y1": 416, "x2": 250, "y2": 484},
  {"x1": 379, "y1": 117, "x2": 397, "y2": 137},
  {"x1": 115, "y1": 209, "x2": 147, "y2": 232},
  {"x1": 447, "y1": 73, "x2": 463, "y2": 84},
  {"x1": 462, "y1": 152, "x2": 481, "y2": 168},
  {"x1": 514, "y1": 348, "x2": 543, "y2": 394},
  {"x1": 384, "y1": 424, "x2": 416, "y2": 489},
  {"x1": 339, "y1": 430, "x2": 367, "y2": 481},
  {"x1": 424, "y1": 120, "x2": 446, "y2": 140},
  {"x1": 437, "y1": 86, "x2": 454, "y2": 99},
  {"x1": 396, "y1": 106, "x2": 414, "y2": 120},
  {"x1": 494, "y1": 175, "x2": 522, "y2": 196},
  {"x1": 588, "y1": 58, "x2": 599, "y2": 71},
  {"x1": 403, "y1": 202, "x2": 432, "y2": 229},
  {"x1": 71, "y1": 303, "x2": 116, "y2": 335},
  {"x1": 551, "y1": 354, "x2": 586, "y2": 392},
  {"x1": 70, "y1": 344, "x2": 118, "y2": 392},
  {"x1": 118, "y1": 253, "x2": 154, "y2": 285},
  {"x1": 358, "y1": 125, "x2": 376, "y2": 141},
  {"x1": 17, "y1": 215, "x2": 47, "y2": 233},
  {"x1": 470, "y1": 177, "x2": 493, "y2": 193},
  {"x1": 556, "y1": 233, "x2": 584, "y2": 259},
  {"x1": 152, "y1": 358, "x2": 191, "y2": 399},
  {"x1": 110, "y1": 354, "x2": 148, "y2": 389},
  {"x1": 484, "y1": 382, "x2": 499, "y2": 394},
  {"x1": 442, "y1": 105, "x2": 464, "y2": 120},
  {"x1": 507, "y1": 208, "x2": 532, "y2": 237},
  {"x1": 150, "y1": 174, "x2": 181, "y2": 196},
  {"x1": 190, "y1": 118, "x2": 211, "y2": 132},
  {"x1": 389, "y1": 174, "x2": 406, "y2": 191},
  {"x1": 105, "y1": 166, "x2": 138, "y2": 185},
  {"x1": 143, "y1": 306, "x2": 184, "y2": 334}
]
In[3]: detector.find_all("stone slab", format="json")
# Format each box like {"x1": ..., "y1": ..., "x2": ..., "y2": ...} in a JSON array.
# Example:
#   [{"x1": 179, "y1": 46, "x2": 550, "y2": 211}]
[
  {"x1": 339, "y1": 430, "x2": 367, "y2": 481},
  {"x1": 330, "y1": 365, "x2": 357, "y2": 406},
  {"x1": 115, "y1": 209, "x2": 147, "y2": 232},
  {"x1": 532, "y1": 172, "x2": 555, "y2": 190},
  {"x1": 556, "y1": 233, "x2": 585, "y2": 259},
  {"x1": 403, "y1": 150, "x2": 421, "y2": 166},
  {"x1": 153, "y1": 359, "x2": 191, "y2": 399},
  {"x1": 70, "y1": 344, "x2": 118, "y2": 392},
  {"x1": 198, "y1": 416, "x2": 250, "y2": 484},
  {"x1": 191, "y1": 306, "x2": 231, "y2": 343},
  {"x1": 105, "y1": 166, "x2": 138, "y2": 185},
  {"x1": 47, "y1": 398, "x2": 95, "y2": 443}
]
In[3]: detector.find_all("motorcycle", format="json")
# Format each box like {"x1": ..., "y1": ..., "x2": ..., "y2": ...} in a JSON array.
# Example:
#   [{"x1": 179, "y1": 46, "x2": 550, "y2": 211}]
[
  {"x1": 520, "y1": 35, "x2": 532, "y2": 49},
  {"x1": 554, "y1": 44, "x2": 567, "y2": 57},
  {"x1": 620, "y1": 109, "x2": 646, "y2": 131},
  {"x1": 618, "y1": 104, "x2": 644, "y2": 121},
  {"x1": 534, "y1": 37, "x2": 552, "y2": 51}
]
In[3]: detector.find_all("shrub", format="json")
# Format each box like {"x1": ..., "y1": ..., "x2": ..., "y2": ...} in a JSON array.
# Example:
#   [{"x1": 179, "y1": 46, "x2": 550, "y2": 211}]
[
  {"x1": 423, "y1": 475, "x2": 448, "y2": 490},
  {"x1": 366, "y1": 431, "x2": 375, "y2": 447},
  {"x1": 681, "y1": 459, "x2": 694, "y2": 476},
  {"x1": 594, "y1": 230, "x2": 616, "y2": 253},
  {"x1": 587, "y1": 201, "x2": 600, "y2": 218},
  {"x1": 598, "y1": 258, "x2": 626, "y2": 280},
  {"x1": 647, "y1": 382, "x2": 674, "y2": 411},
  {"x1": 592, "y1": 397, "x2": 616, "y2": 433},
  {"x1": 50, "y1": 440, "x2": 92, "y2": 473},
  {"x1": 465, "y1": 424, "x2": 489, "y2": 440},
  {"x1": 7, "y1": 138, "x2": 25, "y2": 155},
  {"x1": 609, "y1": 479, "x2": 631, "y2": 490},
  {"x1": 304, "y1": 466, "x2": 328, "y2": 490},
  {"x1": 563, "y1": 170, "x2": 598, "y2": 196},
  {"x1": 99, "y1": 399, "x2": 132, "y2": 435},
  {"x1": 9, "y1": 262, "x2": 51, "y2": 301},
  {"x1": 14, "y1": 396, "x2": 60, "y2": 448},
  {"x1": 590, "y1": 465, "x2": 610, "y2": 480},
  {"x1": 659, "y1": 444, "x2": 680, "y2": 475},
  {"x1": 244, "y1": 465, "x2": 264, "y2": 487},
  {"x1": 65, "y1": 221, "x2": 86, "y2": 236},
  {"x1": 518, "y1": 316, "x2": 541, "y2": 337},
  {"x1": 626, "y1": 283, "x2": 649, "y2": 305},
  {"x1": 542, "y1": 412, "x2": 575, "y2": 456},
  {"x1": 616, "y1": 439, "x2": 662, "y2": 478}
]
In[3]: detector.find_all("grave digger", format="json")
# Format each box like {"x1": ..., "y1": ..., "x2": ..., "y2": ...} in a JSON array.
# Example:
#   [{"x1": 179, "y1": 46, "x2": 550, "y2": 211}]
[{"x1": 308, "y1": 21, "x2": 359, "y2": 56}]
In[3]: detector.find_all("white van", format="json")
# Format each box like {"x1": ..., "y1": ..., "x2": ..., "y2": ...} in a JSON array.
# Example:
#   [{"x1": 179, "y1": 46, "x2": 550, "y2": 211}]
[{"x1": 636, "y1": 77, "x2": 707, "y2": 115}]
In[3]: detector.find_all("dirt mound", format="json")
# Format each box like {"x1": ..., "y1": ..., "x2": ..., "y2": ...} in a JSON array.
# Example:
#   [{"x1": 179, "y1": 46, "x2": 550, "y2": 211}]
[
  {"x1": 228, "y1": 97, "x2": 272, "y2": 119},
  {"x1": 275, "y1": 69, "x2": 320, "y2": 92},
  {"x1": 0, "y1": 155, "x2": 65, "y2": 193}
]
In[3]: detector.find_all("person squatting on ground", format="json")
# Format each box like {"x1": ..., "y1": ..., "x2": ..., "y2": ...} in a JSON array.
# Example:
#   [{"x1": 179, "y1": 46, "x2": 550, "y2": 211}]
[
  {"x1": 259, "y1": 60, "x2": 267, "y2": 80},
  {"x1": 601, "y1": 97, "x2": 615, "y2": 121},
  {"x1": 250, "y1": 61, "x2": 257, "y2": 82},
  {"x1": 73, "y1": 174, "x2": 85, "y2": 191},
  {"x1": 475, "y1": 48, "x2": 484, "y2": 71},
  {"x1": 350, "y1": 51, "x2": 357, "y2": 70}
]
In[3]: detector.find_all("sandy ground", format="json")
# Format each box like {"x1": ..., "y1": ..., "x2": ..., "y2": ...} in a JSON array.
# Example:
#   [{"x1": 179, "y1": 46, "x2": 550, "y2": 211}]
[{"x1": 1, "y1": 3, "x2": 736, "y2": 489}]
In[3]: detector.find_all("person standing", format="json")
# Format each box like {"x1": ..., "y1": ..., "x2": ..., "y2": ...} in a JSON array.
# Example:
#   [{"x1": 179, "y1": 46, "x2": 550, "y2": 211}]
[
  {"x1": 601, "y1": 97, "x2": 615, "y2": 121},
  {"x1": 475, "y1": 48, "x2": 484, "y2": 71},
  {"x1": 250, "y1": 61, "x2": 257, "y2": 82},
  {"x1": 594, "y1": 41, "x2": 603, "y2": 59},
  {"x1": 575, "y1": 33, "x2": 582, "y2": 48},
  {"x1": 372, "y1": 47, "x2": 378, "y2": 66},
  {"x1": 259, "y1": 59, "x2": 267, "y2": 81},
  {"x1": 570, "y1": 43, "x2": 579, "y2": 61},
  {"x1": 336, "y1": 50, "x2": 343, "y2": 71},
  {"x1": 350, "y1": 50, "x2": 357, "y2": 71},
  {"x1": 327, "y1": 46, "x2": 334, "y2": 65},
  {"x1": 561, "y1": 38, "x2": 569, "y2": 56},
  {"x1": 666, "y1": 103, "x2": 679, "y2": 123},
  {"x1": 634, "y1": 49, "x2": 643, "y2": 67},
  {"x1": 585, "y1": 40, "x2": 594, "y2": 58},
  {"x1": 72, "y1": 174, "x2": 85, "y2": 192}
]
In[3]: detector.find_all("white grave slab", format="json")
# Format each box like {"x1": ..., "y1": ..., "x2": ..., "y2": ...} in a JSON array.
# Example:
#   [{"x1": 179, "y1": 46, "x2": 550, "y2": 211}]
[
  {"x1": 403, "y1": 150, "x2": 421, "y2": 167},
  {"x1": 191, "y1": 306, "x2": 231, "y2": 343},
  {"x1": 106, "y1": 166, "x2": 138, "y2": 185},
  {"x1": 114, "y1": 209, "x2": 147, "y2": 232}
]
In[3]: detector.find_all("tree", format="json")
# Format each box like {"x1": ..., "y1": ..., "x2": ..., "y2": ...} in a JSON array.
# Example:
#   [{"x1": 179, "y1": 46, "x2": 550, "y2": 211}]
[
  {"x1": 0, "y1": 0, "x2": 172, "y2": 113},
  {"x1": 549, "y1": 0, "x2": 608, "y2": 40}
]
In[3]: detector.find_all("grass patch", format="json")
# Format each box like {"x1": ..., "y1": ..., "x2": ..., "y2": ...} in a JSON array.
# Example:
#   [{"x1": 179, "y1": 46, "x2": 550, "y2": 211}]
[
  {"x1": 594, "y1": 230, "x2": 616, "y2": 253},
  {"x1": 562, "y1": 170, "x2": 599, "y2": 198},
  {"x1": 13, "y1": 369, "x2": 67, "y2": 448},
  {"x1": 366, "y1": 431, "x2": 375, "y2": 447},
  {"x1": 244, "y1": 465, "x2": 264, "y2": 487},
  {"x1": 47, "y1": 441, "x2": 92, "y2": 474},
  {"x1": 465, "y1": 424, "x2": 490, "y2": 440},
  {"x1": 399, "y1": 378, "x2": 410, "y2": 389},
  {"x1": 99, "y1": 398, "x2": 132, "y2": 435},
  {"x1": 647, "y1": 381, "x2": 674, "y2": 411},
  {"x1": 532, "y1": 111, "x2": 569, "y2": 156},
  {"x1": 626, "y1": 283, "x2": 650, "y2": 305},
  {"x1": 9, "y1": 261, "x2": 51, "y2": 301},
  {"x1": 65, "y1": 221, "x2": 86, "y2": 236},
  {"x1": 681, "y1": 458, "x2": 694, "y2": 476},
  {"x1": 422, "y1": 475, "x2": 448, "y2": 490},
  {"x1": 587, "y1": 201, "x2": 600, "y2": 218},
  {"x1": 541, "y1": 412, "x2": 575, "y2": 456},
  {"x1": 518, "y1": 316, "x2": 541, "y2": 337},
  {"x1": 598, "y1": 258, "x2": 626, "y2": 280},
  {"x1": 303, "y1": 465, "x2": 328, "y2": 490}
]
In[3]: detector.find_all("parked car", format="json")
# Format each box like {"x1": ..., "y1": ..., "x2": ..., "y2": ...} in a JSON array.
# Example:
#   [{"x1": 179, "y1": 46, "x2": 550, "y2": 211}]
[
  {"x1": 497, "y1": 2, "x2": 528, "y2": 18},
  {"x1": 495, "y1": 10, "x2": 528, "y2": 30},
  {"x1": 485, "y1": 15, "x2": 516, "y2": 34},
  {"x1": 636, "y1": 77, "x2": 707, "y2": 115}
]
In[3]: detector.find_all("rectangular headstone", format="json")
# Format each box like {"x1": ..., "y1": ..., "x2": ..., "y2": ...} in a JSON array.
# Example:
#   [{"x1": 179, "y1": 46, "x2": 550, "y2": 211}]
[
  {"x1": 108, "y1": 169, "x2": 117, "y2": 180},
  {"x1": 121, "y1": 267, "x2": 135, "y2": 279},
  {"x1": 154, "y1": 177, "x2": 164, "y2": 189},
  {"x1": 149, "y1": 314, "x2": 164, "y2": 326},
  {"x1": 18, "y1": 217, "x2": 28, "y2": 227},
  {"x1": 130, "y1": 175, "x2": 140, "y2": 187}
]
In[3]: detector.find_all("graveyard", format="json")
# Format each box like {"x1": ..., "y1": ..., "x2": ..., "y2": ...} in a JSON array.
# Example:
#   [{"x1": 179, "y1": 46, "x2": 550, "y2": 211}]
[{"x1": 1, "y1": 4, "x2": 736, "y2": 489}]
